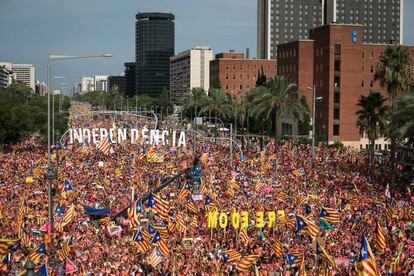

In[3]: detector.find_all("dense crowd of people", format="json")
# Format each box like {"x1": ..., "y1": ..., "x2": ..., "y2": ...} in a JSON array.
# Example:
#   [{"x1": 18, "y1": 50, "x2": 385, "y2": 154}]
[{"x1": 0, "y1": 102, "x2": 413, "y2": 275}]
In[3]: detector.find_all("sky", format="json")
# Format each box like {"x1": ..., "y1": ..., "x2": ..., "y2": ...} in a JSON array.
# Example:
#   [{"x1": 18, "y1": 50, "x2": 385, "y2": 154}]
[{"x1": 0, "y1": 0, "x2": 413, "y2": 90}]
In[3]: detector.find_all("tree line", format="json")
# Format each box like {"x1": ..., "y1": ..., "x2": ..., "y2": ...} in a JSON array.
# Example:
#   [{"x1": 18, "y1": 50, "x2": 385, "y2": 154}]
[{"x1": 0, "y1": 83, "x2": 70, "y2": 146}]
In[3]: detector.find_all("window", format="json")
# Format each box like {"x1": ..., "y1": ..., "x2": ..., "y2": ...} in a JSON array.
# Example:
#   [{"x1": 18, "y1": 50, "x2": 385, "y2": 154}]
[
  {"x1": 226, "y1": 74, "x2": 229, "y2": 80},
  {"x1": 225, "y1": 85, "x2": 229, "y2": 90},
  {"x1": 362, "y1": 66, "x2": 365, "y2": 73},
  {"x1": 247, "y1": 74, "x2": 250, "y2": 79},
  {"x1": 361, "y1": 81, "x2": 365, "y2": 88},
  {"x1": 334, "y1": 108, "x2": 340, "y2": 119},
  {"x1": 362, "y1": 51, "x2": 365, "y2": 59},
  {"x1": 240, "y1": 85, "x2": 243, "y2": 90},
  {"x1": 370, "y1": 51, "x2": 374, "y2": 58},
  {"x1": 370, "y1": 65, "x2": 374, "y2": 73},
  {"x1": 240, "y1": 74, "x2": 243, "y2": 79},
  {"x1": 334, "y1": 93, "x2": 340, "y2": 103},
  {"x1": 233, "y1": 74, "x2": 235, "y2": 80},
  {"x1": 370, "y1": 80, "x2": 373, "y2": 88},
  {"x1": 225, "y1": 65, "x2": 229, "y2": 70},
  {"x1": 240, "y1": 65, "x2": 243, "y2": 70},
  {"x1": 334, "y1": 60, "x2": 340, "y2": 71},
  {"x1": 233, "y1": 65, "x2": 236, "y2": 70},
  {"x1": 334, "y1": 43, "x2": 341, "y2": 55},
  {"x1": 333, "y1": 125, "x2": 340, "y2": 136}
]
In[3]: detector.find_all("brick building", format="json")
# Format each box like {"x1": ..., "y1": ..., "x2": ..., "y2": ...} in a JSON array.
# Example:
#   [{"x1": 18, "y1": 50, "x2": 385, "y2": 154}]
[
  {"x1": 277, "y1": 23, "x2": 414, "y2": 148},
  {"x1": 209, "y1": 51, "x2": 277, "y2": 100}
]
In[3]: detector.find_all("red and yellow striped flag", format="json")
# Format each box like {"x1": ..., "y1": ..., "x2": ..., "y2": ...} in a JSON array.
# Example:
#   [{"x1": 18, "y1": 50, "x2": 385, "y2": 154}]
[
  {"x1": 372, "y1": 221, "x2": 386, "y2": 253},
  {"x1": 236, "y1": 254, "x2": 260, "y2": 272},
  {"x1": 273, "y1": 237, "x2": 283, "y2": 257},
  {"x1": 239, "y1": 228, "x2": 250, "y2": 246}
]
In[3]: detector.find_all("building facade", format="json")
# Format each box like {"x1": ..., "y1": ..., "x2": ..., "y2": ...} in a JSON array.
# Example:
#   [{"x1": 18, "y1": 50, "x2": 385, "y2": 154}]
[
  {"x1": 0, "y1": 64, "x2": 13, "y2": 89},
  {"x1": 35, "y1": 81, "x2": 48, "y2": 96},
  {"x1": 277, "y1": 23, "x2": 414, "y2": 148},
  {"x1": 135, "y1": 12, "x2": 175, "y2": 97},
  {"x1": 257, "y1": 0, "x2": 323, "y2": 59},
  {"x1": 170, "y1": 46, "x2": 213, "y2": 104},
  {"x1": 80, "y1": 77, "x2": 95, "y2": 94},
  {"x1": 257, "y1": 0, "x2": 403, "y2": 59},
  {"x1": 12, "y1": 64, "x2": 35, "y2": 91},
  {"x1": 94, "y1": 75, "x2": 108, "y2": 92},
  {"x1": 124, "y1": 62, "x2": 136, "y2": 98},
  {"x1": 325, "y1": 0, "x2": 403, "y2": 44},
  {"x1": 108, "y1": 76, "x2": 126, "y2": 95},
  {"x1": 209, "y1": 51, "x2": 277, "y2": 101}
]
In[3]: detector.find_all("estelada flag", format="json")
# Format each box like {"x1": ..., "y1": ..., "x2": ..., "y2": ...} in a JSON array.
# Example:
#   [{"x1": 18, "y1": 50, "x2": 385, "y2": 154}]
[{"x1": 65, "y1": 258, "x2": 78, "y2": 274}]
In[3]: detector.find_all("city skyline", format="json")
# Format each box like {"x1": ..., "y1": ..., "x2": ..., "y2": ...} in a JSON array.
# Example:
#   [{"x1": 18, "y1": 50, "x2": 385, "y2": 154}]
[{"x1": 0, "y1": 0, "x2": 413, "y2": 89}]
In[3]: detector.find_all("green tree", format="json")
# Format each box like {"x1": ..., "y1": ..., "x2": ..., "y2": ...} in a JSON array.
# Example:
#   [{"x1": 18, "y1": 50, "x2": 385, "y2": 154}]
[
  {"x1": 201, "y1": 88, "x2": 233, "y2": 125},
  {"x1": 256, "y1": 66, "x2": 267, "y2": 87},
  {"x1": 389, "y1": 91, "x2": 414, "y2": 145},
  {"x1": 356, "y1": 91, "x2": 388, "y2": 175},
  {"x1": 183, "y1": 87, "x2": 208, "y2": 119},
  {"x1": 374, "y1": 45, "x2": 413, "y2": 191},
  {"x1": 247, "y1": 76, "x2": 306, "y2": 152}
]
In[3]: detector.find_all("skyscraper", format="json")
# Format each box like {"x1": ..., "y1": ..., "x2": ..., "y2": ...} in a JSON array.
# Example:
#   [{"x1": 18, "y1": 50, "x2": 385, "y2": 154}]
[
  {"x1": 135, "y1": 12, "x2": 175, "y2": 97},
  {"x1": 124, "y1": 62, "x2": 136, "y2": 98},
  {"x1": 257, "y1": 0, "x2": 403, "y2": 59},
  {"x1": 325, "y1": 0, "x2": 403, "y2": 44},
  {"x1": 257, "y1": 0, "x2": 323, "y2": 59}
]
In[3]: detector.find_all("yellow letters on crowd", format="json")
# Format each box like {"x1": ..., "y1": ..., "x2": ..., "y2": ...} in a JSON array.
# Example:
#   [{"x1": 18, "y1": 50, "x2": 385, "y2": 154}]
[
  {"x1": 231, "y1": 212, "x2": 240, "y2": 229},
  {"x1": 206, "y1": 210, "x2": 286, "y2": 229},
  {"x1": 240, "y1": 211, "x2": 249, "y2": 228},
  {"x1": 255, "y1": 212, "x2": 264, "y2": 228},
  {"x1": 219, "y1": 213, "x2": 228, "y2": 228}
]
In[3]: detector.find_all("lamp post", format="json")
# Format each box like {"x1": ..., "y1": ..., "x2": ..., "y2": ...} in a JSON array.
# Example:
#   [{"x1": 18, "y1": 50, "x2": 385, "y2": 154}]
[
  {"x1": 46, "y1": 53, "x2": 112, "y2": 264},
  {"x1": 307, "y1": 85, "x2": 322, "y2": 169}
]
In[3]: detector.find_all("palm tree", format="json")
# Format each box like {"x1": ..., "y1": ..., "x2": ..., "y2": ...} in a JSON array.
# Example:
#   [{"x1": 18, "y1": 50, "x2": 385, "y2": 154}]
[
  {"x1": 389, "y1": 92, "x2": 414, "y2": 145},
  {"x1": 374, "y1": 45, "x2": 413, "y2": 192},
  {"x1": 247, "y1": 76, "x2": 306, "y2": 153},
  {"x1": 183, "y1": 87, "x2": 208, "y2": 119},
  {"x1": 356, "y1": 91, "x2": 388, "y2": 175},
  {"x1": 201, "y1": 88, "x2": 233, "y2": 125}
]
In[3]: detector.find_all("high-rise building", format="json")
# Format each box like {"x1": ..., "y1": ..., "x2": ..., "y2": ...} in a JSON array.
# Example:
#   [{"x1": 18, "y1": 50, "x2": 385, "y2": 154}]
[
  {"x1": 135, "y1": 12, "x2": 175, "y2": 97},
  {"x1": 124, "y1": 62, "x2": 136, "y2": 98},
  {"x1": 257, "y1": 0, "x2": 403, "y2": 59},
  {"x1": 35, "y1": 81, "x2": 48, "y2": 96},
  {"x1": 108, "y1": 76, "x2": 126, "y2": 95},
  {"x1": 80, "y1": 77, "x2": 95, "y2": 94},
  {"x1": 209, "y1": 51, "x2": 277, "y2": 101},
  {"x1": 257, "y1": 0, "x2": 323, "y2": 59},
  {"x1": 0, "y1": 63, "x2": 13, "y2": 89},
  {"x1": 325, "y1": 0, "x2": 403, "y2": 44},
  {"x1": 12, "y1": 64, "x2": 36, "y2": 91},
  {"x1": 277, "y1": 23, "x2": 414, "y2": 148},
  {"x1": 170, "y1": 46, "x2": 214, "y2": 104},
  {"x1": 94, "y1": 75, "x2": 108, "y2": 92}
]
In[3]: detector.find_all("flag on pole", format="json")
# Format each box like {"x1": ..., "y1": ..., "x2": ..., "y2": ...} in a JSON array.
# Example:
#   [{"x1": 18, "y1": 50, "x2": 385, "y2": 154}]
[
  {"x1": 239, "y1": 228, "x2": 250, "y2": 246},
  {"x1": 151, "y1": 231, "x2": 169, "y2": 256},
  {"x1": 178, "y1": 180, "x2": 190, "y2": 204},
  {"x1": 65, "y1": 258, "x2": 78, "y2": 274},
  {"x1": 27, "y1": 243, "x2": 46, "y2": 264},
  {"x1": 147, "y1": 247, "x2": 163, "y2": 267},
  {"x1": 99, "y1": 135, "x2": 111, "y2": 155},
  {"x1": 273, "y1": 237, "x2": 283, "y2": 257},
  {"x1": 358, "y1": 236, "x2": 379, "y2": 276},
  {"x1": 223, "y1": 249, "x2": 242, "y2": 262},
  {"x1": 147, "y1": 193, "x2": 169, "y2": 220},
  {"x1": 0, "y1": 239, "x2": 20, "y2": 257},
  {"x1": 296, "y1": 215, "x2": 319, "y2": 240},
  {"x1": 372, "y1": 221, "x2": 386, "y2": 253},
  {"x1": 319, "y1": 207, "x2": 340, "y2": 224},
  {"x1": 235, "y1": 254, "x2": 260, "y2": 272},
  {"x1": 316, "y1": 240, "x2": 336, "y2": 268},
  {"x1": 132, "y1": 230, "x2": 151, "y2": 253}
]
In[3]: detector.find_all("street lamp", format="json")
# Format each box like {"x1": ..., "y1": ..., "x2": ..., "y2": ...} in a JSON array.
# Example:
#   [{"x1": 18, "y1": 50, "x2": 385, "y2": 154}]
[
  {"x1": 307, "y1": 85, "x2": 323, "y2": 169},
  {"x1": 46, "y1": 53, "x2": 112, "y2": 262}
]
